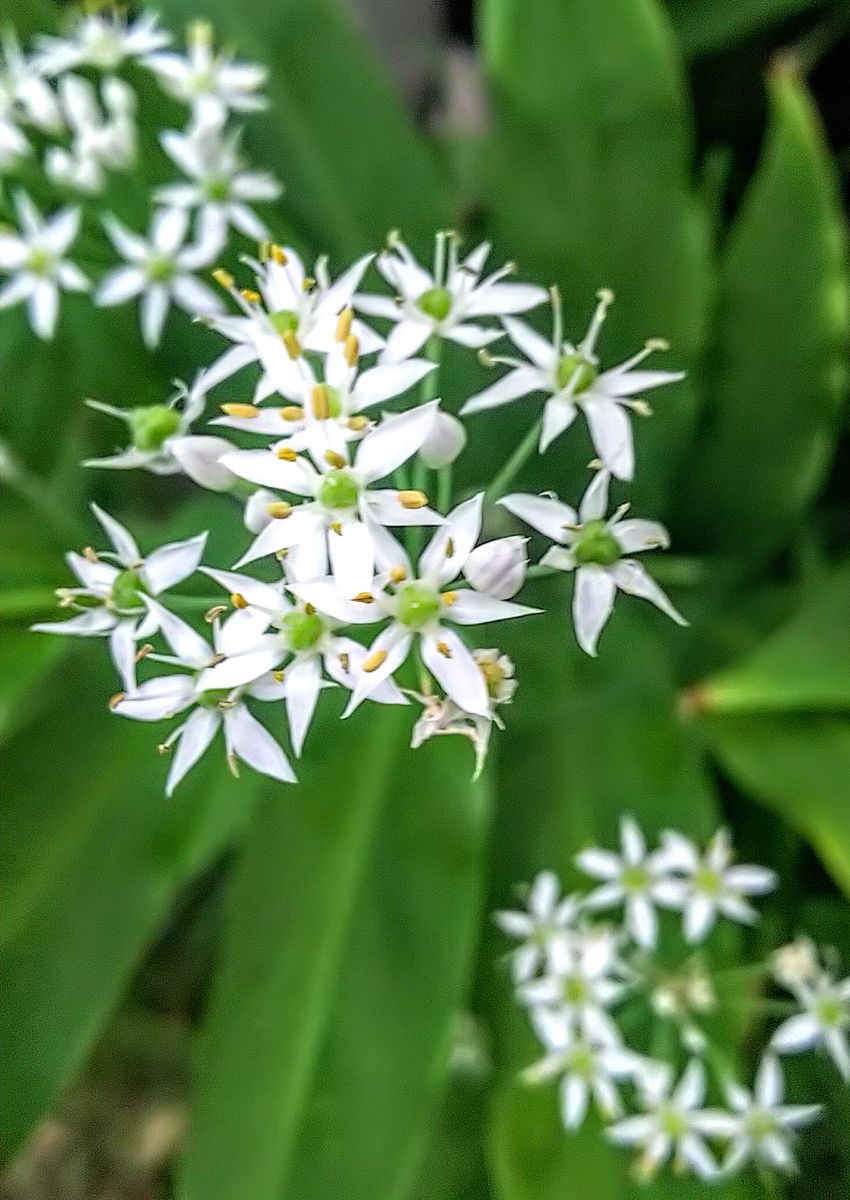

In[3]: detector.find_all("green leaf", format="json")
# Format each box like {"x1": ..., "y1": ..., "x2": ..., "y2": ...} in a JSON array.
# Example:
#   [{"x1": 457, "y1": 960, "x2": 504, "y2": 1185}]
[
  {"x1": 700, "y1": 711, "x2": 850, "y2": 898},
  {"x1": 479, "y1": 0, "x2": 710, "y2": 509},
  {"x1": 178, "y1": 707, "x2": 489, "y2": 1200},
  {"x1": 155, "y1": 0, "x2": 452, "y2": 259},
  {"x1": 665, "y1": 0, "x2": 827, "y2": 58},
  {"x1": 682, "y1": 67, "x2": 849, "y2": 552}
]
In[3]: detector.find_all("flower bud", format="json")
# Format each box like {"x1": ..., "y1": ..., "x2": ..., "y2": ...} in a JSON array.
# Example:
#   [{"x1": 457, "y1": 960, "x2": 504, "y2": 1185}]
[
  {"x1": 463, "y1": 536, "x2": 527, "y2": 599},
  {"x1": 419, "y1": 411, "x2": 466, "y2": 469},
  {"x1": 168, "y1": 436, "x2": 235, "y2": 492},
  {"x1": 243, "y1": 488, "x2": 280, "y2": 533}
]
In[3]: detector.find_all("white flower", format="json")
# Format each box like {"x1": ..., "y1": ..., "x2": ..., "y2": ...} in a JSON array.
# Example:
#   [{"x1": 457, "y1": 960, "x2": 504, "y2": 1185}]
[
  {"x1": 576, "y1": 816, "x2": 682, "y2": 949},
  {"x1": 31, "y1": 505, "x2": 206, "y2": 690},
  {"x1": 157, "y1": 120, "x2": 282, "y2": 242},
  {"x1": 463, "y1": 536, "x2": 527, "y2": 600},
  {"x1": 113, "y1": 599, "x2": 294, "y2": 795},
  {"x1": 522, "y1": 1014, "x2": 649, "y2": 1131},
  {"x1": 0, "y1": 191, "x2": 89, "y2": 339},
  {"x1": 419, "y1": 410, "x2": 466, "y2": 469},
  {"x1": 606, "y1": 1061, "x2": 726, "y2": 1181},
  {"x1": 46, "y1": 73, "x2": 136, "y2": 194},
  {"x1": 203, "y1": 248, "x2": 381, "y2": 399},
  {"x1": 195, "y1": 566, "x2": 406, "y2": 756},
  {"x1": 84, "y1": 374, "x2": 235, "y2": 492},
  {"x1": 220, "y1": 402, "x2": 444, "y2": 596},
  {"x1": 144, "y1": 21, "x2": 267, "y2": 125},
  {"x1": 494, "y1": 871, "x2": 581, "y2": 984},
  {"x1": 0, "y1": 81, "x2": 30, "y2": 167},
  {"x1": 35, "y1": 10, "x2": 170, "y2": 75},
  {"x1": 501, "y1": 469, "x2": 686, "y2": 656},
  {"x1": 719, "y1": 1056, "x2": 821, "y2": 1175},
  {"x1": 660, "y1": 828, "x2": 777, "y2": 943},
  {"x1": 518, "y1": 928, "x2": 629, "y2": 1046},
  {"x1": 97, "y1": 208, "x2": 225, "y2": 348},
  {"x1": 355, "y1": 231, "x2": 547, "y2": 363},
  {"x1": 1, "y1": 30, "x2": 63, "y2": 134},
  {"x1": 772, "y1": 968, "x2": 850, "y2": 1080},
  {"x1": 290, "y1": 494, "x2": 540, "y2": 716},
  {"x1": 461, "y1": 289, "x2": 684, "y2": 480}
]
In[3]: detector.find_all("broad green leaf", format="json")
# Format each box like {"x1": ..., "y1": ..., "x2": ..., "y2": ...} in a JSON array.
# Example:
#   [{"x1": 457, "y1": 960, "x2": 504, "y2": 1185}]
[
  {"x1": 682, "y1": 68, "x2": 849, "y2": 552},
  {"x1": 479, "y1": 0, "x2": 710, "y2": 509},
  {"x1": 179, "y1": 707, "x2": 488, "y2": 1200},
  {"x1": 156, "y1": 0, "x2": 452, "y2": 260},
  {"x1": 665, "y1": 0, "x2": 826, "y2": 57},
  {"x1": 700, "y1": 711, "x2": 850, "y2": 898},
  {"x1": 693, "y1": 567, "x2": 850, "y2": 713},
  {"x1": 0, "y1": 650, "x2": 267, "y2": 1154}
]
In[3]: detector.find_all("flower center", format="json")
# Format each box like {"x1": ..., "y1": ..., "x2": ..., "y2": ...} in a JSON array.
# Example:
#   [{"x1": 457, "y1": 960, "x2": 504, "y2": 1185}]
[
  {"x1": 480, "y1": 658, "x2": 505, "y2": 697},
  {"x1": 621, "y1": 863, "x2": 651, "y2": 893},
  {"x1": 281, "y1": 610, "x2": 325, "y2": 652},
  {"x1": 694, "y1": 866, "x2": 723, "y2": 897},
  {"x1": 269, "y1": 309, "x2": 300, "y2": 335},
  {"x1": 317, "y1": 469, "x2": 359, "y2": 511},
  {"x1": 562, "y1": 975, "x2": 589, "y2": 1006},
  {"x1": 110, "y1": 568, "x2": 146, "y2": 615},
  {"x1": 556, "y1": 353, "x2": 598, "y2": 394},
  {"x1": 566, "y1": 1043, "x2": 596, "y2": 1079},
  {"x1": 572, "y1": 520, "x2": 621, "y2": 567},
  {"x1": 27, "y1": 247, "x2": 55, "y2": 276},
  {"x1": 197, "y1": 688, "x2": 231, "y2": 709},
  {"x1": 128, "y1": 404, "x2": 182, "y2": 452},
  {"x1": 816, "y1": 995, "x2": 847, "y2": 1028},
  {"x1": 658, "y1": 1105, "x2": 688, "y2": 1139},
  {"x1": 147, "y1": 253, "x2": 175, "y2": 283},
  {"x1": 745, "y1": 1110, "x2": 777, "y2": 1140},
  {"x1": 396, "y1": 583, "x2": 441, "y2": 630},
  {"x1": 203, "y1": 176, "x2": 231, "y2": 202},
  {"x1": 418, "y1": 285, "x2": 452, "y2": 322}
]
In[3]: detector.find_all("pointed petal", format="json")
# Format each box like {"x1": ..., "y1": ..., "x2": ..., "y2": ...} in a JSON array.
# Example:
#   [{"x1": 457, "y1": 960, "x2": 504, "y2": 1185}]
[
  {"x1": 499, "y1": 493, "x2": 577, "y2": 543},
  {"x1": 572, "y1": 565, "x2": 616, "y2": 656},
  {"x1": 166, "y1": 708, "x2": 219, "y2": 795},
  {"x1": 223, "y1": 704, "x2": 296, "y2": 783},
  {"x1": 285, "y1": 655, "x2": 322, "y2": 756},
  {"x1": 421, "y1": 626, "x2": 489, "y2": 717},
  {"x1": 611, "y1": 560, "x2": 687, "y2": 626},
  {"x1": 142, "y1": 532, "x2": 207, "y2": 595}
]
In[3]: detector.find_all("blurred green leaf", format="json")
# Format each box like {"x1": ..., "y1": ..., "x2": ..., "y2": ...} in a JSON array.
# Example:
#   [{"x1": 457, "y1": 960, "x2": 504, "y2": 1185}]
[
  {"x1": 156, "y1": 0, "x2": 452, "y2": 259},
  {"x1": 665, "y1": 0, "x2": 827, "y2": 57},
  {"x1": 681, "y1": 68, "x2": 849, "y2": 552},
  {"x1": 479, "y1": 0, "x2": 710, "y2": 509},
  {"x1": 179, "y1": 707, "x2": 488, "y2": 1200}
]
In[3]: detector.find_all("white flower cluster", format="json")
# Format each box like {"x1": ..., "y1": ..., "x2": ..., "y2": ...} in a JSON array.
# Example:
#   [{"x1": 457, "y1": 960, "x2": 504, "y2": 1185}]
[
  {"x1": 33, "y1": 218, "x2": 694, "y2": 793},
  {"x1": 495, "y1": 818, "x2": 850, "y2": 1181},
  {"x1": 0, "y1": 8, "x2": 278, "y2": 343}
]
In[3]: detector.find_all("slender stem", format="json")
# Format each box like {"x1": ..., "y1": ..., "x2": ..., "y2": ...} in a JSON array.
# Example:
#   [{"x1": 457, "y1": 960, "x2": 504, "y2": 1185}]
[
  {"x1": 437, "y1": 464, "x2": 453, "y2": 514},
  {"x1": 484, "y1": 417, "x2": 542, "y2": 504},
  {"x1": 408, "y1": 335, "x2": 443, "y2": 558},
  {"x1": 525, "y1": 563, "x2": 561, "y2": 581}
]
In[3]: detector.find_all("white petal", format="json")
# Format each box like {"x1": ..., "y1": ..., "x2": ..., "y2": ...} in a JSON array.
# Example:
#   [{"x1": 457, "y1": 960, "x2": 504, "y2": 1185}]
[
  {"x1": 572, "y1": 565, "x2": 616, "y2": 657},
  {"x1": 755, "y1": 1055, "x2": 784, "y2": 1107},
  {"x1": 420, "y1": 493, "x2": 483, "y2": 586},
  {"x1": 627, "y1": 894, "x2": 657, "y2": 949},
  {"x1": 725, "y1": 865, "x2": 777, "y2": 895},
  {"x1": 445, "y1": 590, "x2": 539, "y2": 625},
  {"x1": 167, "y1": 435, "x2": 235, "y2": 492},
  {"x1": 528, "y1": 869, "x2": 559, "y2": 917},
  {"x1": 172, "y1": 274, "x2": 223, "y2": 317},
  {"x1": 575, "y1": 848, "x2": 621, "y2": 881},
  {"x1": 143, "y1": 597, "x2": 210, "y2": 667},
  {"x1": 560, "y1": 1074, "x2": 590, "y2": 1130},
  {"x1": 601, "y1": 367, "x2": 685, "y2": 398},
  {"x1": 498, "y1": 493, "x2": 577, "y2": 543},
  {"x1": 460, "y1": 367, "x2": 540, "y2": 415},
  {"x1": 152, "y1": 205, "x2": 189, "y2": 254},
  {"x1": 96, "y1": 265, "x2": 146, "y2": 307},
  {"x1": 288, "y1": 579, "x2": 381, "y2": 625},
  {"x1": 328, "y1": 520, "x2": 374, "y2": 598},
  {"x1": 364, "y1": 492, "x2": 444, "y2": 528},
  {"x1": 140, "y1": 284, "x2": 170, "y2": 349},
  {"x1": 29, "y1": 280, "x2": 59, "y2": 339},
  {"x1": 198, "y1": 637, "x2": 283, "y2": 691},
  {"x1": 379, "y1": 318, "x2": 430, "y2": 363},
  {"x1": 620, "y1": 815, "x2": 646, "y2": 863},
  {"x1": 578, "y1": 470, "x2": 610, "y2": 522},
  {"x1": 774, "y1": 1016, "x2": 822, "y2": 1058},
  {"x1": 223, "y1": 704, "x2": 295, "y2": 783},
  {"x1": 109, "y1": 620, "x2": 138, "y2": 690},
  {"x1": 502, "y1": 315, "x2": 556, "y2": 370},
  {"x1": 674, "y1": 1060, "x2": 706, "y2": 1109},
  {"x1": 32, "y1": 608, "x2": 115, "y2": 637},
  {"x1": 233, "y1": 510, "x2": 323, "y2": 569},
  {"x1": 611, "y1": 519, "x2": 670, "y2": 554},
  {"x1": 352, "y1": 358, "x2": 435, "y2": 411},
  {"x1": 354, "y1": 402, "x2": 438, "y2": 483},
  {"x1": 91, "y1": 503, "x2": 140, "y2": 565},
  {"x1": 166, "y1": 708, "x2": 219, "y2": 795},
  {"x1": 611, "y1": 561, "x2": 687, "y2": 626},
  {"x1": 285, "y1": 654, "x2": 322, "y2": 756},
  {"x1": 112, "y1": 675, "x2": 196, "y2": 721},
  {"x1": 583, "y1": 398, "x2": 634, "y2": 481},
  {"x1": 421, "y1": 627, "x2": 489, "y2": 717},
  {"x1": 142, "y1": 532, "x2": 207, "y2": 595},
  {"x1": 463, "y1": 282, "x2": 548, "y2": 318},
  {"x1": 683, "y1": 894, "x2": 716, "y2": 943},
  {"x1": 221, "y1": 449, "x2": 318, "y2": 496},
  {"x1": 539, "y1": 396, "x2": 577, "y2": 451},
  {"x1": 343, "y1": 626, "x2": 412, "y2": 715}
]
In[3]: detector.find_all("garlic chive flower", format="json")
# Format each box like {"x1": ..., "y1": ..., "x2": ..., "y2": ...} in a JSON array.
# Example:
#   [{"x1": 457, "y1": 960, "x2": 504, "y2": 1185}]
[
  {"x1": 0, "y1": 191, "x2": 89, "y2": 338},
  {"x1": 290, "y1": 495, "x2": 539, "y2": 718},
  {"x1": 220, "y1": 402, "x2": 443, "y2": 596},
  {"x1": 660, "y1": 828, "x2": 777, "y2": 944},
  {"x1": 501, "y1": 469, "x2": 685, "y2": 656},
  {"x1": 719, "y1": 1057, "x2": 821, "y2": 1175},
  {"x1": 35, "y1": 10, "x2": 170, "y2": 76},
  {"x1": 113, "y1": 599, "x2": 294, "y2": 795},
  {"x1": 32, "y1": 505, "x2": 206, "y2": 690},
  {"x1": 462, "y1": 289, "x2": 684, "y2": 480},
  {"x1": 144, "y1": 21, "x2": 267, "y2": 125},
  {"x1": 773, "y1": 965, "x2": 850, "y2": 1080},
  {"x1": 46, "y1": 73, "x2": 137, "y2": 194},
  {"x1": 355, "y1": 230, "x2": 547, "y2": 363},
  {"x1": 0, "y1": 30, "x2": 64, "y2": 136},
  {"x1": 519, "y1": 929, "x2": 629, "y2": 1046},
  {"x1": 97, "y1": 207, "x2": 225, "y2": 348},
  {"x1": 494, "y1": 871, "x2": 581, "y2": 984}
]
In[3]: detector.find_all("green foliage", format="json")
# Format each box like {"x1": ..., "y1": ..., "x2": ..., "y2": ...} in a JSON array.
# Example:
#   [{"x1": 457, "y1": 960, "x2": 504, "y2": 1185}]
[{"x1": 665, "y1": 0, "x2": 827, "y2": 57}]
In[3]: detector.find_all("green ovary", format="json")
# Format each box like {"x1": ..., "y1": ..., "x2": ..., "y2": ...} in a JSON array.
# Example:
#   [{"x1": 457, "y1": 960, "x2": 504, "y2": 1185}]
[
  {"x1": 621, "y1": 864, "x2": 651, "y2": 892},
  {"x1": 281, "y1": 610, "x2": 324, "y2": 651},
  {"x1": 110, "y1": 569, "x2": 146, "y2": 614},
  {"x1": 203, "y1": 176, "x2": 231, "y2": 202},
  {"x1": 556, "y1": 353, "x2": 598, "y2": 394},
  {"x1": 816, "y1": 995, "x2": 847, "y2": 1028},
  {"x1": 572, "y1": 520, "x2": 621, "y2": 567},
  {"x1": 396, "y1": 584, "x2": 440, "y2": 630},
  {"x1": 418, "y1": 286, "x2": 452, "y2": 321},
  {"x1": 693, "y1": 867, "x2": 723, "y2": 897},
  {"x1": 317, "y1": 470, "x2": 360, "y2": 511},
  {"x1": 197, "y1": 688, "x2": 231, "y2": 709},
  {"x1": 147, "y1": 254, "x2": 175, "y2": 283},
  {"x1": 128, "y1": 404, "x2": 182, "y2": 451},
  {"x1": 27, "y1": 247, "x2": 55, "y2": 276},
  {"x1": 562, "y1": 976, "x2": 589, "y2": 1006},
  {"x1": 269, "y1": 309, "x2": 299, "y2": 334}
]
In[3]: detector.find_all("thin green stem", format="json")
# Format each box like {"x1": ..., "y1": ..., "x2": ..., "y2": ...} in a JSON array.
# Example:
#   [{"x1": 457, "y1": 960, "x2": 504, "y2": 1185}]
[
  {"x1": 0, "y1": 443, "x2": 86, "y2": 544},
  {"x1": 484, "y1": 417, "x2": 542, "y2": 504},
  {"x1": 408, "y1": 335, "x2": 443, "y2": 558},
  {"x1": 437, "y1": 464, "x2": 453, "y2": 514},
  {"x1": 525, "y1": 563, "x2": 562, "y2": 582}
]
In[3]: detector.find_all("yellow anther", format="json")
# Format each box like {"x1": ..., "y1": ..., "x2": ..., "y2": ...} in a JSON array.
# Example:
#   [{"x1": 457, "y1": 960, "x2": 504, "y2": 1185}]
[
  {"x1": 597, "y1": 286, "x2": 615, "y2": 305},
  {"x1": 240, "y1": 288, "x2": 262, "y2": 304},
  {"x1": 83, "y1": 545, "x2": 99, "y2": 563},
  {"x1": 363, "y1": 649, "x2": 388, "y2": 673},
  {"x1": 108, "y1": 691, "x2": 126, "y2": 710},
  {"x1": 347, "y1": 415, "x2": 368, "y2": 431},
  {"x1": 445, "y1": 538, "x2": 455, "y2": 557},
  {"x1": 304, "y1": 602, "x2": 316, "y2": 615},
  {"x1": 441, "y1": 591, "x2": 457, "y2": 606},
  {"x1": 221, "y1": 402, "x2": 259, "y2": 419},
  {"x1": 338, "y1": 652, "x2": 350, "y2": 673},
  {"x1": 270, "y1": 244, "x2": 287, "y2": 265},
  {"x1": 267, "y1": 501, "x2": 293, "y2": 519},
  {"x1": 343, "y1": 333, "x2": 359, "y2": 367},
  {"x1": 311, "y1": 384, "x2": 331, "y2": 420},
  {"x1": 273, "y1": 669, "x2": 285, "y2": 683},
  {"x1": 231, "y1": 592, "x2": 249, "y2": 609},
  {"x1": 282, "y1": 330, "x2": 302, "y2": 359},
  {"x1": 352, "y1": 592, "x2": 374, "y2": 604},
  {"x1": 302, "y1": 276, "x2": 316, "y2": 290},
  {"x1": 156, "y1": 742, "x2": 171, "y2": 755},
  {"x1": 397, "y1": 489, "x2": 429, "y2": 510},
  {"x1": 134, "y1": 643, "x2": 154, "y2": 662},
  {"x1": 279, "y1": 405, "x2": 304, "y2": 422},
  {"x1": 330, "y1": 520, "x2": 343, "y2": 535},
  {"x1": 208, "y1": 652, "x2": 226, "y2": 666},
  {"x1": 335, "y1": 307, "x2": 354, "y2": 342},
  {"x1": 277, "y1": 446, "x2": 298, "y2": 461},
  {"x1": 436, "y1": 640, "x2": 453, "y2": 659},
  {"x1": 275, "y1": 548, "x2": 289, "y2": 561},
  {"x1": 204, "y1": 608, "x2": 228, "y2": 625},
  {"x1": 324, "y1": 449, "x2": 346, "y2": 469},
  {"x1": 389, "y1": 566, "x2": 407, "y2": 584},
  {"x1": 259, "y1": 241, "x2": 272, "y2": 263},
  {"x1": 213, "y1": 267, "x2": 235, "y2": 289}
]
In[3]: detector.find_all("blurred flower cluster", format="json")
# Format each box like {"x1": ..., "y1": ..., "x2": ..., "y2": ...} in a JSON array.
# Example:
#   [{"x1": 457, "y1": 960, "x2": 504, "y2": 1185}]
[
  {"x1": 0, "y1": 6, "x2": 279, "y2": 343},
  {"x1": 497, "y1": 818, "x2": 850, "y2": 1182}
]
